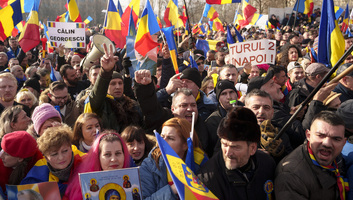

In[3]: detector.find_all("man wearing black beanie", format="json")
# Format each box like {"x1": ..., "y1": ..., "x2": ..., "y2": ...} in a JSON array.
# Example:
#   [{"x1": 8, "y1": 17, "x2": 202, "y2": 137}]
[
  {"x1": 205, "y1": 80, "x2": 240, "y2": 157},
  {"x1": 158, "y1": 67, "x2": 216, "y2": 121}
]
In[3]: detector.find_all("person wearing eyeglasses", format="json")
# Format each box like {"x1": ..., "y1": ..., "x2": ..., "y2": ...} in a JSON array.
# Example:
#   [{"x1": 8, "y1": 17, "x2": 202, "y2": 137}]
[
  {"x1": 195, "y1": 53, "x2": 207, "y2": 80},
  {"x1": 39, "y1": 81, "x2": 80, "y2": 127}
]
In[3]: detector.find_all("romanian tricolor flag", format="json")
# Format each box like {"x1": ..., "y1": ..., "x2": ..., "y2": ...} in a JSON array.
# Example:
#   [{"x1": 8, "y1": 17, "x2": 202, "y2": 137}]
[
  {"x1": 77, "y1": 42, "x2": 84, "y2": 47},
  {"x1": 18, "y1": 0, "x2": 40, "y2": 52},
  {"x1": 192, "y1": 24, "x2": 201, "y2": 34},
  {"x1": 203, "y1": 4, "x2": 219, "y2": 21},
  {"x1": 185, "y1": 21, "x2": 189, "y2": 35},
  {"x1": 242, "y1": 0, "x2": 257, "y2": 24},
  {"x1": 105, "y1": 0, "x2": 124, "y2": 48},
  {"x1": 76, "y1": 23, "x2": 84, "y2": 28},
  {"x1": 293, "y1": 0, "x2": 314, "y2": 19},
  {"x1": 162, "y1": 26, "x2": 179, "y2": 74},
  {"x1": 84, "y1": 16, "x2": 93, "y2": 25},
  {"x1": 117, "y1": 0, "x2": 123, "y2": 17},
  {"x1": 48, "y1": 21, "x2": 55, "y2": 27},
  {"x1": 206, "y1": 0, "x2": 240, "y2": 4},
  {"x1": 121, "y1": 0, "x2": 140, "y2": 31},
  {"x1": 212, "y1": 17, "x2": 224, "y2": 32},
  {"x1": 156, "y1": 15, "x2": 163, "y2": 29},
  {"x1": 135, "y1": 0, "x2": 160, "y2": 57},
  {"x1": 164, "y1": 0, "x2": 178, "y2": 27},
  {"x1": 179, "y1": 5, "x2": 187, "y2": 26},
  {"x1": 318, "y1": 0, "x2": 344, "y2": 74},
  {"x1": 196, "y1": 39, "x2": 218, "y2": 55},
  {"x1": 2, "y1": 0, "x2": 39, "y2": 13},
  {"x1": 67, "y1": 0, "x2": 82, "y2": 22},
  {"x1": 341, "y1": 4, "x2": 349, "y2": 33},
  {"x1": 0, "y1": 0, "x2": 22, "y2": 40},
  {"x1": 249, "y1": 13, "x2": 262, "y2": 25},
  {"x1": 126, "y1": 6, "x2": 136, "y2": 63},
  {"x1": 334, "y1": 6, "x2": 344, "y2": 20},
  {"x1": 21, "y1": 146, "x2": 85, "y2": 196},
  {"x1": 235, "y1": 14, "x2": 248, "y2": 29},
  {"x1": 56, "y1": 12, "x2": 69, "y2": 22},
  {"x1": 227, "y1": 26, "x2": 235, "y2": 44},
  {"x1": 154, "y1": 131, "x2": 217, "y2": 200},
  {"x1": 234, "y1": 26, "x2": 244, "y2": 42}
]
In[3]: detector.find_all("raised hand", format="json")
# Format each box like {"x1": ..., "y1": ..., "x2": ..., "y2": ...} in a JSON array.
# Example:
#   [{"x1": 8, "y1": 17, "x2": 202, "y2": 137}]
[
  {"x1": 100, "y1": 43, "x2": 118, "y2": 72},
  {"x1": 165, "y1": 73, "x2": 182, "y2": 95},
  {"x1": 135, "y1": 69, "x2": 152, "y2": 85},
  {"x1": 56, "y1": 44, "x2": 65, "y2": 57}
]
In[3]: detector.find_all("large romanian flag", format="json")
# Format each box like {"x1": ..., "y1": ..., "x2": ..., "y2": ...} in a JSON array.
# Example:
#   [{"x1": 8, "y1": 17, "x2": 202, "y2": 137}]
[
  {"x1": 0, "y1": 0, "x2": 22, "y2": 40},
  {"x1": 134, "y1": 0, "x2": 160, "y2": 57},
  {"x1": 206, "y1": 0, "x2": 240, "y2": 4},
  {"x1": 105, "y1": 0, "x2": 124, "y2": 48},
  {"x1": 121, "y1": 0, "x2": 140, "y2": 31},
  {"x1": 154, "y1": 132, "x2": 217, "y2": 200},
  {"x1": 67, "y1": 0, "x2": 82, "y2": 22},
  {"x1": 293, "y1": 0, "x2": 314, "y2": 19},
  {"x1": 203, "y1": 4, "x2": 219, "y2": 21},
  {"x1": 242, "y1": 0, "x2": 257, "y2": 23},
  {"x1": 318, "y1": 0, "x2": 344, "y2": 73},
  {"x1": 18, "y1": 0, "x2": 40, "y2": 52},
  {"x1": 196, "y1": 39, "x2": 218, "y2": 56},
  {"x1": 164, "y1": 0, "x2": 178, "y2": 27}
]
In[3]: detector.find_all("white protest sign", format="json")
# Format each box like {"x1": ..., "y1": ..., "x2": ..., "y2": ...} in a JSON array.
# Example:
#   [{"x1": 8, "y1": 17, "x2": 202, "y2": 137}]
[
  {"x1": 229, "y1": 39, "x2": 276, "y2": 66},
  {"x1": 47, "y1": 21, "x2": 86, "y2": 48}
]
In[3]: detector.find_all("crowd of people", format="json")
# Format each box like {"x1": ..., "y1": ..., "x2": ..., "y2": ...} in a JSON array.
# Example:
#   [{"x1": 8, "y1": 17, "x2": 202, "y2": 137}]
[{"x1": 0, "y1": 6, "x2": 353, "y2": 200}]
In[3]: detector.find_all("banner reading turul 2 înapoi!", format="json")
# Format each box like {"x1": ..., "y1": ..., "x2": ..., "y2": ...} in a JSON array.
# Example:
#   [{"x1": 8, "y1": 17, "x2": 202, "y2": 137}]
[
  {"x1": 47, "y1": 21, "x2": 86, "y2": 48},
  {"x1": 229, "y1": 39, "x2": 276, "y2": 66}
]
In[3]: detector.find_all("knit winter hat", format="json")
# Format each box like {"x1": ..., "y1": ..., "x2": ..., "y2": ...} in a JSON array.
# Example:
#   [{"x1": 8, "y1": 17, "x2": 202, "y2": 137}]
[
  {"x1": 112, "y1": 71, "x2": 123, "y2": 80},
  {"x1": 1, "y1": 131, "x2": 38, "y2": 158},
  {"x1": 23, "y1": 78, "x2": 41, "y2": 94},
  {"x1": 215, "y1": 80, "x2": 237, "y2": 101},
  {"x1": 180, "y1": 68, "x2": 202, "y2": 88},
  {"x1": 31, "y1": 103, "x2": 62, "y2": 134}
]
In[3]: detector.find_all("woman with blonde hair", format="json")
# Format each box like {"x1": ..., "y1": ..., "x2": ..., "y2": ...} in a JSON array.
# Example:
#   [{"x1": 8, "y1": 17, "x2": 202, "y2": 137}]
[
  {"x1": 140, "y1": 117, "x2": 208, "y2": 200},
  {"x1": 16, "y1": 89, "x2": 38, "y2": 114},
  {"x1": 0, "y1": 105, "x2": 31, "y2": 142}
]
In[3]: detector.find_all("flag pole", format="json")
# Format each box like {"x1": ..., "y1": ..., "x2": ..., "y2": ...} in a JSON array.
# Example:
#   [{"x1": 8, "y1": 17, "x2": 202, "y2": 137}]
[
  {"x1": 102, "y1": 0, "x2": 110, "y2": 35},
  {"x1": 273, "y1": 44, "x2": 353, "y2": 141},
  {"x1": 190, "y1": 112, "x2": 195, "y2": 141},
  {"x1": 293, "y1": 0, "x2": 300, "y2": 30},
  {"x1": 182, "y1": 0, "x2": 193, "y2": 48}
]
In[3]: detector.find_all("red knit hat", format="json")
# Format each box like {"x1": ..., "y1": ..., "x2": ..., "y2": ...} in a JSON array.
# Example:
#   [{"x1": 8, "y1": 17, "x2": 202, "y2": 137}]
[{"x1": 1, "y1": 131, "x2": 39, "y2": 158}]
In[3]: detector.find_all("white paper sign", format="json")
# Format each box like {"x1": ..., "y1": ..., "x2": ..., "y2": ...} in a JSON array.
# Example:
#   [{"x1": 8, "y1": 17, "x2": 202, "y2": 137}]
[
  {"x1": 229, "y1": 39, "x2": 276, "y2": 66},
  {"x1": 47, "y1": 21, "x2": 86, "y2": 48}
]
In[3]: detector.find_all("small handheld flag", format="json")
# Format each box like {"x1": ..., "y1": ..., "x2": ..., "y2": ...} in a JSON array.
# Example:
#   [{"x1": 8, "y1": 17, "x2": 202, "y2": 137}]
[{"x1": 154, "y1": 130, "x2": 218, "y2": 200}]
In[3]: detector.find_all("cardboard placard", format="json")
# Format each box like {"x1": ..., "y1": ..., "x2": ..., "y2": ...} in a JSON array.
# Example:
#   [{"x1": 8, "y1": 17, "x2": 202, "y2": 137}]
[
  {"x1": 47, "y1": 21, "x2": 86, "y2": 48},
  {"x1": 229, "y1": 39, "x2": 276, "y2": 66},
  {"x1": 79, "y1": 167, "x2": 142, "y2": 200}
]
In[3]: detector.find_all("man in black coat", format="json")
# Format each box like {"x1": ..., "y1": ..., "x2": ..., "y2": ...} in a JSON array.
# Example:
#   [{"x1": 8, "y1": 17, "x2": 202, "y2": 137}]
[{"x1": 198, "y1": 107, "x2": 276, "y2": 200}]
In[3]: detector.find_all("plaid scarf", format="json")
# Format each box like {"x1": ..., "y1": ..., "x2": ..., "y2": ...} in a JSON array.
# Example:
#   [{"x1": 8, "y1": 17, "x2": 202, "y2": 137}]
[{"x1": 307, "y1": 142, "x2": 349, "y2": 200}]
